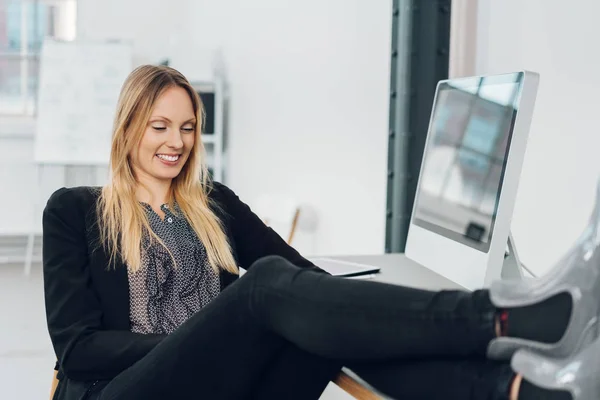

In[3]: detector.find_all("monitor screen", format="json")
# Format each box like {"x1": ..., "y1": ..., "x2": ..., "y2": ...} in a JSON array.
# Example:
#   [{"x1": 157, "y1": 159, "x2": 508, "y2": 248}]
[{"x1": 412, "y1": 72, "x2": 524, "y2": 252}]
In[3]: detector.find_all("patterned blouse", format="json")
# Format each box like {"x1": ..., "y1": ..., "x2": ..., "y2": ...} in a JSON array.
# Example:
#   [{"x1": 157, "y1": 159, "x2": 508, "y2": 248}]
[{"x1": 127, "y1": 202, "x2": 221, "y2": 334}]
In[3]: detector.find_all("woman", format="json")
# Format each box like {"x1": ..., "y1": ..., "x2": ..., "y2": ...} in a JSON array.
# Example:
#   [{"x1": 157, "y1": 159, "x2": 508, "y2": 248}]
[{"x1": 43, "y1": 65, "x2": 599, "y2": 400}]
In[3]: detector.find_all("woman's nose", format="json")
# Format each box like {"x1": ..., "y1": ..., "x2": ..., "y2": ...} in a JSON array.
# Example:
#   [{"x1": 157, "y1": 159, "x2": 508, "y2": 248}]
[{"x1": 167, "y1": 130, "x2": 184, "y2": 148}]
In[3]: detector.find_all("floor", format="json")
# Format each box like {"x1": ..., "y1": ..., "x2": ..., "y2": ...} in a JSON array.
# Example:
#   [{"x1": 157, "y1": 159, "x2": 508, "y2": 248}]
[
  {"x1": 0, "y1": 263, "x2": 352, "y2": 400},
  {"x1": 0, "y1": 264, "x2": 56, "y2": 400}
]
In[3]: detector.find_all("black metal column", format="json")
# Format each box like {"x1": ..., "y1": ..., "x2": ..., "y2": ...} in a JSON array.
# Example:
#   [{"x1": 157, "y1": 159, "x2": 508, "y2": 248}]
[{"x1": 385, "y1": 0, "x2": 451, "y2": 253}]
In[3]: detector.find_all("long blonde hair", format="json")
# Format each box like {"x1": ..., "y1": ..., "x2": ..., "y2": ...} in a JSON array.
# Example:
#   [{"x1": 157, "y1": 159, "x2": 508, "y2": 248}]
[{"x1": 98, "y1": 65, "x2": 238, "y2": 274}]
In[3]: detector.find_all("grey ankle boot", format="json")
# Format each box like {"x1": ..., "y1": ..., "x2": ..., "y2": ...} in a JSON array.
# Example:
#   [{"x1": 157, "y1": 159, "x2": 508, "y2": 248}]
[
  {"x1": 487, "y1": 179, "x2": 600, "y2": 360},
  {"x1": 512, "y1": 332, "x2": 600, "y2": 400}
]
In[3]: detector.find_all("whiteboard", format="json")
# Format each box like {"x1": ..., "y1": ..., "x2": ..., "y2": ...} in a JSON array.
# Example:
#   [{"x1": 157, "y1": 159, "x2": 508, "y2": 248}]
[{"x1": 34, "y1": 39, "x2": 133, "y2": 165}]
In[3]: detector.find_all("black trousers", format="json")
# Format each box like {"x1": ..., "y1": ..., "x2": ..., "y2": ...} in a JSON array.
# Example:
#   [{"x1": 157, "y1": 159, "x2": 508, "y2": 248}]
[{"x1": 97, "y1": 255, "x2": 514, "y2": 400}]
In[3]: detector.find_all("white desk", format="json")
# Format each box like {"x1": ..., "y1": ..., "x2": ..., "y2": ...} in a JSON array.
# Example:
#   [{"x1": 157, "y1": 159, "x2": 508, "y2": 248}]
[
  {"x1": 330, "y1": 253, "x2": 464, "y2": 290},
  {"x1": 327, "y1": 253, "x2": 465, "y2": 399}
]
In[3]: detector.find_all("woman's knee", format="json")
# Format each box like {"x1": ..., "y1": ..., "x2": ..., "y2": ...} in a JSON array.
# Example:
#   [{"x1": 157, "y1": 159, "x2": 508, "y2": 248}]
[{"x1": 245, "y1": 255, "x2": 297, "y2": 287}]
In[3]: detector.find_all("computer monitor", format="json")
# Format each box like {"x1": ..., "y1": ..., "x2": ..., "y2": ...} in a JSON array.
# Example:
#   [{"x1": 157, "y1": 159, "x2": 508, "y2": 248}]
[{"x1": 405, "y1": 71, "x2": 539, "y2": 290}]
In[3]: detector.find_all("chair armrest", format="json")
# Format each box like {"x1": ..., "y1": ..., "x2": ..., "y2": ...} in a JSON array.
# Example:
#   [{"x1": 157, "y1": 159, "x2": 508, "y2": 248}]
[{"x1": 49, "y1": 369, "x2": 59, "y2": 400}]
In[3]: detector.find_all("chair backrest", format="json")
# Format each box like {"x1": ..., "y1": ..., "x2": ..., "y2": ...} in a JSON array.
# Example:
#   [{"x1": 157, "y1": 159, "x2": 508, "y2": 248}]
[{"x1": 253, "y1": 193, "x2": 316, "y2": 246}]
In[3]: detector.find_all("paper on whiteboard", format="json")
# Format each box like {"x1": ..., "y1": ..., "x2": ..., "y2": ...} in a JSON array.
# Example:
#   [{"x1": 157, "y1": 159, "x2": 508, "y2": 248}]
[{"x1": 34, "y1": 39, "x2": 133, "y2": 165}]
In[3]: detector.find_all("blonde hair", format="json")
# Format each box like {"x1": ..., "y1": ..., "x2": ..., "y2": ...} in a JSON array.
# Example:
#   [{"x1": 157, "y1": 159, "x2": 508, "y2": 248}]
[{"x1": 97, "y1": 65, "x2": 238, "y2": 274}]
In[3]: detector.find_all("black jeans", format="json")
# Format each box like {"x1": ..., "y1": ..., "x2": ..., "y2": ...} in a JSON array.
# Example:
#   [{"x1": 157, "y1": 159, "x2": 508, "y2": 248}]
[{"x1": 97, "y1": 255, "x2": 514, "y2": 400}]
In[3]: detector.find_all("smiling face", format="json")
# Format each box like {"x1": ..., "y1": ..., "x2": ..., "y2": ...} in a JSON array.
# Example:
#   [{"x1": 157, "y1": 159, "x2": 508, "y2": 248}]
[{"x1": 129, "y1": 86, "x2": 196, "y2": 187}]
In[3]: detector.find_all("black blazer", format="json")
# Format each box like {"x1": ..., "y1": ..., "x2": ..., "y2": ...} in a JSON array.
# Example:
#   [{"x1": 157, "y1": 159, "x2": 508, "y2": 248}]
[{"x1": 43, "y1": 182, "x2": 325, "y2": 399}]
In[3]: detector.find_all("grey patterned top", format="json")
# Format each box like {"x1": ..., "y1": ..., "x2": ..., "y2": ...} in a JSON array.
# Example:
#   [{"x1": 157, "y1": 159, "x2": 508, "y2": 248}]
[{"x1": 128, "y1": 202, "x2": 221, "y2": 334}]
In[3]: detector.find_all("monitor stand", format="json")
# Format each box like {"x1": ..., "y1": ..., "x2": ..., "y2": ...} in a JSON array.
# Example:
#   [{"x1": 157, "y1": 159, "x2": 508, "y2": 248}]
[{"x1": 501, "y1": 232, "x2": 525, "y2": 280}]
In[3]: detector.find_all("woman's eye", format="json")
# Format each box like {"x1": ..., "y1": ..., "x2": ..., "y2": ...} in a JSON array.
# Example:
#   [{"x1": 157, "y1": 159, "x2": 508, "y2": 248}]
[
  {"x1": 181, "y1": 127, "x2": 195, "y2": 132},
  {"x1": 152, "y1": 126, "x2": 167, "y2": 131}
]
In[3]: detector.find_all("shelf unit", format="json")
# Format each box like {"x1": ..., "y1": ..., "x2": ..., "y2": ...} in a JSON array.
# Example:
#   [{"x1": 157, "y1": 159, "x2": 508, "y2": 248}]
[{"x1": 191, "y1": 77, "x2": 227, "y2": 183}]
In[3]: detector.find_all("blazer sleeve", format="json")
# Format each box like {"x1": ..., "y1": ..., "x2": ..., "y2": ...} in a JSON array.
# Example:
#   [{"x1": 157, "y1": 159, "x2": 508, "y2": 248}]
[
  {"x1": 212, "y1": 182, "x2": 326, "y2": 272},
  {"x1": 43, "y1": 188, "x2": 165, "y2": 382}
]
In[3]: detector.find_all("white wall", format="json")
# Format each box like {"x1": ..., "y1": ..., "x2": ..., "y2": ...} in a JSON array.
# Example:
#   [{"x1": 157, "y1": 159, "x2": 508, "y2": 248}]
[
  {"x1": 475, "y1": 0, "x2": 600, "y2": 276},
  {"x1": 181, "y1": 0, "x2": 392, "y2": 256},
  {"x1": 77, "y1": 0, "x2": 183, "y2": 65},
  {"x1": 0, "y1": 0, "x2": 392, "y2": 257}
]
